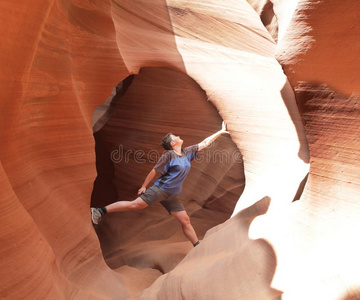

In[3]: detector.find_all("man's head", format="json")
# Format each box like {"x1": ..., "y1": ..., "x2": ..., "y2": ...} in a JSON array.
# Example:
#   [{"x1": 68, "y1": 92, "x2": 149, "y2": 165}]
[
  {"x1": 161, "y1": 133, "x2": 183, "y2": 150},
  {"x1": 162, "y1": 133, "x2": 174, "y2": 150}
]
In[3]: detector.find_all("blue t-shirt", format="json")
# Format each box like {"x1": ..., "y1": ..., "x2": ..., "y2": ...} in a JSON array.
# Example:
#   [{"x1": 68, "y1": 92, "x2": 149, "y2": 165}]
[{"x1": 153, "y1": 145, "x2": 198, "y2": 194}]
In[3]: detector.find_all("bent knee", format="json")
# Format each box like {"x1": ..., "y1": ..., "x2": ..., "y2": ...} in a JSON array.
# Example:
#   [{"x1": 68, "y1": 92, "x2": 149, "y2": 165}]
[
  {"x1": 131, "y1": 198, "x2": 148, "y2": 210},
  {"x1": 178, "y1": 214, "x2": 191, "y2": 225}
]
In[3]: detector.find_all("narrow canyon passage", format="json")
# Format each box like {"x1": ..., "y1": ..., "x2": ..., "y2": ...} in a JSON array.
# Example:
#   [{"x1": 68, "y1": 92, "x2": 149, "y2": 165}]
[
  {"x1": 91, "y1": 67, "x2": 245, "y2": 275},
  {"x1": 3, "y1": 0, "x2": 359, "y2": 299}
]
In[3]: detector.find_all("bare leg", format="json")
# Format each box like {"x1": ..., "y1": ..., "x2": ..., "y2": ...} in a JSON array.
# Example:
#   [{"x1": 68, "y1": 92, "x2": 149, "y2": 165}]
[
  {"x1": 171, "y1": 210, "x2": 199, "y2": 245},
  {"x1": 106, "y1": 197, "x2": 148, "y2": 213}
]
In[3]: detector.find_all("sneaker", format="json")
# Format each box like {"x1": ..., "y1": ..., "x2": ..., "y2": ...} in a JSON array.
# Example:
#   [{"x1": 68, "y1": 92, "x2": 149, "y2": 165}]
[{"x1": 91, "y1": 207, "x2": 104, "y2": 225}]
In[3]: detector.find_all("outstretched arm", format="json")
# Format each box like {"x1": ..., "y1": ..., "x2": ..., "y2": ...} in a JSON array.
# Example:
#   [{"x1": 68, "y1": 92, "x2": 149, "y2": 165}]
[{"x1": 198, "y1": 121, "x2": 229, "y2": 151}]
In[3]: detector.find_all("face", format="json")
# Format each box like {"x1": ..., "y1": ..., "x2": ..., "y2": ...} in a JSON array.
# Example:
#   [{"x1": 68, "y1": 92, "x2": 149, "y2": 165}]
[{"x1": 170, "y1": 134, "x2": 183, "y2": 147}]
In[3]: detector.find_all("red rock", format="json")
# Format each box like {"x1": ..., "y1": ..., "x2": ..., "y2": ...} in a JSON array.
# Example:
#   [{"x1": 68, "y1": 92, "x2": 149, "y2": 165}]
[
  {"x1": 1, "y1": 0, "x2": 359, "y2": 299},
  {"x1": 92, "y1": 67, "x2": 244, "y2": 275},
  {"x1": 0, "y1": 0, "x2": 128, "y2": 298}
]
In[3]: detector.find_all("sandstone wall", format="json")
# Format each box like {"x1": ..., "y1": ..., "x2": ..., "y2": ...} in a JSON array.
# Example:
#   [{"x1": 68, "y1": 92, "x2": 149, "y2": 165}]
[
  {"x1": 1, "y1": 0, "x2": 359, "y2": 299},
  {"x1": 0, "y1": 0, "x2": 129, "y2": 299},
  {"x1": 91, "y1": 67, "x2": 244, "y2": 284}
]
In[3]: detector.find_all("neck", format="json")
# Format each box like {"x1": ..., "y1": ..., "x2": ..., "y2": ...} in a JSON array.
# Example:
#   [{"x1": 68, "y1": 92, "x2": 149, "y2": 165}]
[{"x1": 172, "y1": 145, "x2": 182, "y2": 154}]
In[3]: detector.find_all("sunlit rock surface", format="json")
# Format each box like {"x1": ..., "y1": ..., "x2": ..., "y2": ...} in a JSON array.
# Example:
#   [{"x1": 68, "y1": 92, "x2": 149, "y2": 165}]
[{"x1": 1, "y1": 0, "x2": 359, "y2": 299}]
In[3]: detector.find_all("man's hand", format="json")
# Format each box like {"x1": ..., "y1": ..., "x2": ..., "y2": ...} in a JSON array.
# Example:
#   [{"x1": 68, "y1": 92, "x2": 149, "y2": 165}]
[
  {"x1": 138, "y1": 169, "x2": 157, "y2": 196},
  {"x1": 221, "y1": 121, "x2": 229, "y2": 134},
  {"x1": 138, "y1": 186, "x2": 146, "y2": 195},
  {"x1": 198, "y1": 121, "x2": 230, "y2": 151}
]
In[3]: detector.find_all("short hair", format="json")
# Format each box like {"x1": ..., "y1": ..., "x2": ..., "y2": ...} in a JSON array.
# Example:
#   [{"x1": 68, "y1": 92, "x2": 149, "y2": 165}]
[{"x1": 161, "y1": 133, "x2": 174, "y2": 150}]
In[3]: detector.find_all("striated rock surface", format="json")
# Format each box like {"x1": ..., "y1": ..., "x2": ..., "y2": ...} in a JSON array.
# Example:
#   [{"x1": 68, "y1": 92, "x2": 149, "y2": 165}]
[
  {"x1": 0, "y1": 0, "x2": 129, "y2": 299},
  {"x1": 274, "y1": 0, "x2": 360, "y2": 94},
  {"x1": 1, "y1": 0, "x2": 360, "y2": 300},
  {"x1": 91, "y1": 67, "x2": 244, "y2": 278}
]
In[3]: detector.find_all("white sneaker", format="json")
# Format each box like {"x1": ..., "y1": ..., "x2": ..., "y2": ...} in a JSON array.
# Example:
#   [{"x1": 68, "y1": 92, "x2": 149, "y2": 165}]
[{"x1": 91, "y1": 207, "x2": 103, "y2": 225}]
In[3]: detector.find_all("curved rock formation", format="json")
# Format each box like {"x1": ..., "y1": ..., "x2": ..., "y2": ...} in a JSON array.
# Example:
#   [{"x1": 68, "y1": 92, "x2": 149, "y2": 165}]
[
  {"x1": 1, "y1": 0, "x2": 360, "y2": 299},
  {"x1": 1, "y1": 0, "x2": 128, "y2": 299},
  {"x1": 112, "y1": 0, "x2": 310, "y2": 211},
  {"x1": 273, "y1": 2, "x2": 360, "y2": 298},
  {"x1": 276, "y1": 0, "x2": 360, "y2": 96},
  {"x1": 91, "y1": 66, "x2": 244, "y2": 276}
]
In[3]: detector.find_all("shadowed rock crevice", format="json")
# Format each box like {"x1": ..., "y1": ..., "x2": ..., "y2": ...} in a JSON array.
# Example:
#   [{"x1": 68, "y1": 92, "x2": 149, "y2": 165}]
[
  {"x1": 295, "y1": 82, "x2": 360, "y2": 192},
  {"x1": 93, "y1": 75, "x2": 135, "y2": 133},
  {"x1": 280, "y1": 80, "x2": 310, "y2": 164},
  {"x1": 292, "y1": 173, "x2": 308, "y2": 202},
  {"x1": 91, "y1": 67, "x2": 245, "y2": 275},
  {"x1": 260, "y1": 1, "x2": 278, "y2": 42}
]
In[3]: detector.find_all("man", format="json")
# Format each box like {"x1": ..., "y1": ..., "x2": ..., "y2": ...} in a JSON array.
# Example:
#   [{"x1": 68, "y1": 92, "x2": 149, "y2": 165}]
[{"x1": 91, "y1": 122, "x2": 229, "y2": 247}]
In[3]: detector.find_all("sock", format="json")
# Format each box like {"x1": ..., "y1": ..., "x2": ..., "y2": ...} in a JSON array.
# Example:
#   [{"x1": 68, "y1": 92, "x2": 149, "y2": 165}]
[
  {"x1": 100, "y1": 207, "x2": 107, "y2": 214},
  {"x1": 193, "y1": 241, "x2": 200, "y2": 247}
]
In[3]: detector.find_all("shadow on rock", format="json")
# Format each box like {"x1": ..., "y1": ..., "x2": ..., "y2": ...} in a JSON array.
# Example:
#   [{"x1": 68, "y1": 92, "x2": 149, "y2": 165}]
[{"x1": 140, "y1": 196, "x2": 283, "y2": 300}]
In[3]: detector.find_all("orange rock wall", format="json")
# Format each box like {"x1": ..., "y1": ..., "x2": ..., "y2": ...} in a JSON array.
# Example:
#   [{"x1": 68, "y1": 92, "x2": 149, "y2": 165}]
[
  {"x1": 91, "y1": 67, "x2": 244, "y2": 281},
  {"x1": 272, "y1": 1, "x2": 360, "y2": 298},
  {"x1": 0, "y1": 0, "x2": 129, "y2": 299},
  {"x1": 1, "y1": 0, "x2": 360, "y2": 299},
  {"x1": 276, "y1": 0, "x2": 360, "y2": 96}
]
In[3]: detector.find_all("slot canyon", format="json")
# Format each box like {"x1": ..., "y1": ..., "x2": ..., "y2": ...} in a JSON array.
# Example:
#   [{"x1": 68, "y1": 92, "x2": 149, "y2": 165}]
[{"x1": 1, "y1": 0, "x2": 359, "y2": 299}]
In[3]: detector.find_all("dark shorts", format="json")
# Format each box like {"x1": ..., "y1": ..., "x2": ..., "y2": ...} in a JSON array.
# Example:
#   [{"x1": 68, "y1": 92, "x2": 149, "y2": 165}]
[{"x1": 139, "y1": 185, "x2": 185, "y2": 213}]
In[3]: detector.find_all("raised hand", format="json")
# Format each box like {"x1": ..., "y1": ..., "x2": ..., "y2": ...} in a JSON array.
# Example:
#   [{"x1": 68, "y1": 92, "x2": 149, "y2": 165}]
[{"x1": 221, "y1": 121, "x2": 229, "y2": 134}]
